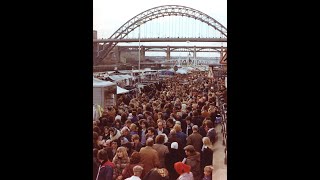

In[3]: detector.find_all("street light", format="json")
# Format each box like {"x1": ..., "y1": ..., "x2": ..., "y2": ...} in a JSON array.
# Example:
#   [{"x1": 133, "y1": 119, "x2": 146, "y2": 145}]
[
  {"x1": 137, "y1": 21, "x2": 143, "y2": 71},
  {"x1": 186, "y1": 41, "x2": 190, "y2": 66}
]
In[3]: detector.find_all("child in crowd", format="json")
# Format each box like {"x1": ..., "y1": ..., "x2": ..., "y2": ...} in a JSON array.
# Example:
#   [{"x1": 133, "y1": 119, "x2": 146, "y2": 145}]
[{"x1": 202, "y1": 165, "x2": 214, "y2": 180}]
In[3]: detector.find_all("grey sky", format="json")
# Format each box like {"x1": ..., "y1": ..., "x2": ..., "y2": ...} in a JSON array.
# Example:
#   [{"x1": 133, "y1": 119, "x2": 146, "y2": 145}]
[{"x1": 93, "y1": 0, "x2": 227, "y2": 57}]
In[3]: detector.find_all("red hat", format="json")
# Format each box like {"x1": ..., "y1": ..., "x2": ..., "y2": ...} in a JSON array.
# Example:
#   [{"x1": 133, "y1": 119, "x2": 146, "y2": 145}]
[{"x1": 174, "y1": 162, "x2": 191, "y2": 175}]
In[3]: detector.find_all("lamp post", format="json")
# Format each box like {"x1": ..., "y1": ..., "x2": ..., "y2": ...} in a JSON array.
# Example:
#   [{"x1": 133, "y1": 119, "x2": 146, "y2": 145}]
[
  {"x1": 186, "y1": 41, "x2": 190, "y2": 66},
  {"x1": 137, "y1": 21, "x2": 143, "y2": 71}
]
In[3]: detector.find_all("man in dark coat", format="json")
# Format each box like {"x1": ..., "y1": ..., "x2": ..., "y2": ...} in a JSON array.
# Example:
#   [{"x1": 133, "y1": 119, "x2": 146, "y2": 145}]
[{"x1": 165, "y1": 142, "x2": 181, "y2": 180}]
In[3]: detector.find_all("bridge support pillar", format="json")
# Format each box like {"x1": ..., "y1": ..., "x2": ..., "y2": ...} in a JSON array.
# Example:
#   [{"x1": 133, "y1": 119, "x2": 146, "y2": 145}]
[
  {"x1": 193, "y1": 46, "x2": 197, "y2": 65},
  {"x1": 141, "y1": 46, "x2": 145, "y2": 61},
  {"x1": 93, "y1": 30, "x2": 98, "y2": 64},
  {"x1": 220, "y1": 46, "x2": 224, "y2": 62},
  {"x1": 105, "y1": 46, "x2": 121, "y2": 62},
  {"x1": 166, "y1": 46, "x2": 170, "y2": 61}
]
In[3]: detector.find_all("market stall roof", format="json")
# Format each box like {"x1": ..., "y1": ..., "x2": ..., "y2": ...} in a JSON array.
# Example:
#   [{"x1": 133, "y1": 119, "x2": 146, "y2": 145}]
[
  {"x1": 119, "y1": 74, "x2": 133, "y2": 79},
  {"x1": 174, "y1": 68, "x2": 189, "y2": 74},
  {"x1": 108, "y1": 75, "x2": 125, "y2": 81},
  {"x1": 93, "y1": 77, "x2": 116, "y2": 87},
  {"x1": 117, "y1": 86, "x2": 129, "y2": 94},
  {"x1": 109, "y1": 74, "x2": 132, "y2": 81}
]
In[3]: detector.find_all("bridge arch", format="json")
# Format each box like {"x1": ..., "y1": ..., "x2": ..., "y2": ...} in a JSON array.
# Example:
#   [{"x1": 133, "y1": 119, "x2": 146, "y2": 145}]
[{"x1": 97, "y1": 5, "x2": 227, "y2": 64}]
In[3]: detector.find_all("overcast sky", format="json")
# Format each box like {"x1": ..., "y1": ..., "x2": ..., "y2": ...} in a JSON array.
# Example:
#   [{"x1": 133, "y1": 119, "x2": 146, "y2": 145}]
[{"x1": 93, "y1": 0, "x2": 227, "y2": 57}]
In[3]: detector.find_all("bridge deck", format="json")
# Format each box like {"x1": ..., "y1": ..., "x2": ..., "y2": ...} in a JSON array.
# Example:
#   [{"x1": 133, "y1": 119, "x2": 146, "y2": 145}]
[{"x1": 93, "y1": 38, "x2": 227, "y2": 43}]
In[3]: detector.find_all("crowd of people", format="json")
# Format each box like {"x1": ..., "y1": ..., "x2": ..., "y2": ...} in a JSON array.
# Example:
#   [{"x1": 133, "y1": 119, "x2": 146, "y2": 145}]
[{"x1": 93, "y1": 71, "x2": 227, "y2": 180}]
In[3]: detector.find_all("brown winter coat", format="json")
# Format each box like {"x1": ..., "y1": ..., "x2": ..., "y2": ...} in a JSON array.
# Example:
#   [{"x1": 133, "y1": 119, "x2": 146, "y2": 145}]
[
  {"x1": 139, "y1": 146, "x2": 160, "y2": 174},
  {"x1": 152, "y1": 144, "x2": 169, "y2": 168},
  {"x1": 185, "y1": 152, "x2": 201, "y2": 180},
  {"x1": 186, "y1": 132, "x2": 203, "y2": 153}
]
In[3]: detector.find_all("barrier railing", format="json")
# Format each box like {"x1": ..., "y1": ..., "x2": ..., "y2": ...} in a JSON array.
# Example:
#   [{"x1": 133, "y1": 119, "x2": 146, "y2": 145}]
[{"x1": 215, "y1": 77, "x2": 227, "y2": 165}]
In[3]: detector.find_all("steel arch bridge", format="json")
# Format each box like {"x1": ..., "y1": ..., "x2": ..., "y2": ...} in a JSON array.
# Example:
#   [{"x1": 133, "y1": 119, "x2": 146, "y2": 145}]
[{"x1": 95, "y1": 5, "x2": 227, "y2": 65}]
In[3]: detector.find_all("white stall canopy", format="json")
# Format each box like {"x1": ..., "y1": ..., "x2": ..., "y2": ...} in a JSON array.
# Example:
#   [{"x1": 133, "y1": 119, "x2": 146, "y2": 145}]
[
  {"x1": 117, "y1": 86, "x2": 129, "y2": 94},
  {"x1": 93, "y1": 77, "x2": 116, "y2": 87},
  {"x1": 93, "y1": 77, "x2": 117, "y2": 108}
]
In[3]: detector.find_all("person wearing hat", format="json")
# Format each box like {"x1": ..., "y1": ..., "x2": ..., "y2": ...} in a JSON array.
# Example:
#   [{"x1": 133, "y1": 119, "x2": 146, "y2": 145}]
[
  {"x1": 165, "y1": 142, "x2": 181, "y2": 180},
  {"x1": 174, "y1": 162, "x2": 194, "y2": 180},
  {"x1": 183, "y1": 145, "x2": 201, "y2": 180},
  {"x1": 115, "y1": 114, "x2": 122, "y2": 121}
]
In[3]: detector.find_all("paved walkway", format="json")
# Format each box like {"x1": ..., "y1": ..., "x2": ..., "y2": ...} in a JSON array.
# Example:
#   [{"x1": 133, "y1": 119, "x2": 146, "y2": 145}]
[{"x1": 212, "y1": 124, "x2": 227, "y2": 180}]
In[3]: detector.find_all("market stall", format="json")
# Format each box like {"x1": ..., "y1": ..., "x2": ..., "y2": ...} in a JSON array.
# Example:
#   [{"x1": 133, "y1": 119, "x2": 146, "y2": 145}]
[{"x1": 93, "y1": 77, "x2": 117, "y2": 109}]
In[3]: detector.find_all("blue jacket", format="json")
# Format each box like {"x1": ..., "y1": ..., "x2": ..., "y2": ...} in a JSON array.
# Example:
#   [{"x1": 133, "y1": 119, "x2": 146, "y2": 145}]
[
  {"x1": 202, "y1": 175, "x2": 212, "y2": 180},
  {"x1": 96, "y1": 161, "x2": 114, "y2": 180}
]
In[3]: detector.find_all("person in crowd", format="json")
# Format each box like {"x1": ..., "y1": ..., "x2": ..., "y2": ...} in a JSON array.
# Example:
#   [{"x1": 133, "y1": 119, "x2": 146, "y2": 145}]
[
  {"x1": 152, "y1": 135, "x2": 169, "y2": 168},
  {"x1": 139, "y1": 120, "x2": 148, "y2": 146},
  {"x1": 142, "y1": 167, "x2": 169, "y2": 180},
  {"x1": 109, "y1": 127, "x2": 122, "y2": 142},
  {"x1": 146, "y1": 127, "x2": 157, "y2": 142},
  {"x1": 122, "y1": 152, "x2": 145, "y2": 179},
  {"x1": 93, "y1": 132, "x2": 102, "y2": 150},
  {"x1": 101, "y1": 126, "x2": 111, "y2": 141},
  {"x1": 173, "y1": 124, "x2": 187, "y2": 147},
  {"x1": 130, "y1": 123, "x2": 139, "y2": 136},
  {"x1": 166, "y1": 118, "x2": 175, "y2": 131},
  {"x1": 186, "y1": 125, "x2": 203, "y2": 153},
  {"x1": 164, "y1": 142, "x2": 181, "y2": 180},
  {"x1": 124, "y1": 165, "x2": 144, "y2": 180},
  {"x1": 174, "y1": 162, "x2": 193, "y2": 180},
  {"x1": 139, "y1": 138, "x2": 160, "y2": 174},
  {"x1": 156, "y1": 121, "x2": 169, "y2": 136},
  {"x1": 131, "y1": 134, "x2": 143, "y2": 152},
  {"x1": 123, "y1": 142, "x2": 134, "y2": 157},
  {"x1": 110, "y1": 140, "x2": 118, "y2": 158},
  {"x1": 113, "y1": 119, "x2": 123, "y2": 130},
  {"x1": 96, "y1": 149, "x2": 115, "y2": 180},
  {"x1": 113, "y1": 147, "x2": 130, "y2": 180},
  {"x1": 183, "y1": 116, "x2": 193, "y2": 136},
  {"x1": 202, "y1": 165, "x2": 214, "y2": 180},
  {"x1": 184, "y1": 145, "x2": 201, "y2": 180},
  {"x1": 201, "y1": 137, "x2": 214, "y2": 171},
  {"x1": 121, "y1": 126, "x2": 132, "y2": 144},
  {"x1": 93, "y1": 148, "x2": 99, "y2": 180}
]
